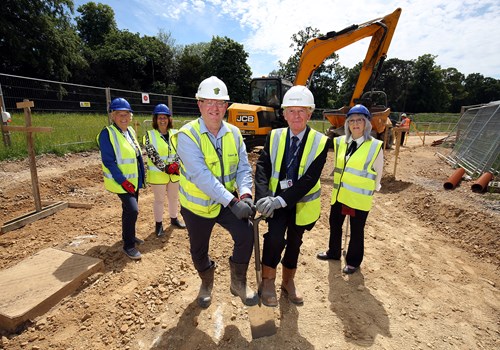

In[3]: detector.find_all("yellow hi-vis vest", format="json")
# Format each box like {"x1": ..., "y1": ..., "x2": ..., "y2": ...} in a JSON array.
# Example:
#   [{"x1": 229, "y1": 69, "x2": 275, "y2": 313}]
[
  {"x1": 331, "y1": 136, "x2": 382, "y2": 211},
  {"x1": 268, "y1": 127, "x2": 329, "y2": 226},
  {"x1": 97, "y1": 125, "x2": 140, "y2": 194},
  {"x1": 143, "y1": 129, "x2": 180, "y2": 184},
  {"x1": 175, "y1": 120, "x2": 241, "y2": 218}
]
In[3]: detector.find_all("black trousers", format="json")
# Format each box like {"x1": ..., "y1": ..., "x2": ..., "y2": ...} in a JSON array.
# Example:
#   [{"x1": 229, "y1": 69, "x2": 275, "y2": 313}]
[
  {"x1": 328, "y1": 201, "x2": 369, "y2": 267},
  {"x1": 261, "y1": 208, "x2": 307, "y2": 270},
  {"x1": 181, "y1": 205, "x2": 254, "y2": 272},
  {"x1": 118, "y1": 191, "x2": 139, "y2": 250}
]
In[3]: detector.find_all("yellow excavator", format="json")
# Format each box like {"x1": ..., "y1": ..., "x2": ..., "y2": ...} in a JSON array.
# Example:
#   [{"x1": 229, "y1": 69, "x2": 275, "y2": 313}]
[{"x1": 227, "y1": 8, "x2": 401, "y2": 148}]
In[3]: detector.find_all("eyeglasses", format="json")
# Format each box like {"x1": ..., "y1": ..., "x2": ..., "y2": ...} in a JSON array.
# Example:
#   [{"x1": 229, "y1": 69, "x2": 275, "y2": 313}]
[
  {"x1": 200, "y1": 100, "x2": 227, "y2": 107},
  {"x1": 348, "y1": 118, "x2": 365, "y2": 125}
]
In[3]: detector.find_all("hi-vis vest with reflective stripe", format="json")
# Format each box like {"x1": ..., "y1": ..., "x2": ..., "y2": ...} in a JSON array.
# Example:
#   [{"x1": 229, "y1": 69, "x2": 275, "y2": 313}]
[
  {"x1": 176, "y1": 120, "x2": 241, "y2": 218},
  {"x1": 143, "y1": 129, "x2": 180, "y2": 184},
  {"x1": 98, "y1": 125, "x2": 140, "y2": 194},
  {"x1": 268, "y1": 128, "x2": 328, "y2": 226},
  {"x1": 331, "y1": 136, "x2": 382, "y2": 211}
]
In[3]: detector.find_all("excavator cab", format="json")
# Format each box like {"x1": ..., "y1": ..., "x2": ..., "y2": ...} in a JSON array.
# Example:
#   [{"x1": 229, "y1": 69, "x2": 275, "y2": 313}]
[{"x1": 227, "y1": 77, "x2": 292, "y2": 148}]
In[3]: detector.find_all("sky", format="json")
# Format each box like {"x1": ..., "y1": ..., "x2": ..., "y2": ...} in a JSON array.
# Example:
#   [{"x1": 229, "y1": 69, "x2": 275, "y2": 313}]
[{"x1": 73, "y1": 0, "x2": 500, "y2": 79}]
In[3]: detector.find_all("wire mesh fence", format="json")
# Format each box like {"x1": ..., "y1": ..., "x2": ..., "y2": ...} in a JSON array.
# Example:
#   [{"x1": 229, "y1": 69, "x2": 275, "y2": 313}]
[{"x1": 436, "y1": 101, "x2": 500, "y2": 177}]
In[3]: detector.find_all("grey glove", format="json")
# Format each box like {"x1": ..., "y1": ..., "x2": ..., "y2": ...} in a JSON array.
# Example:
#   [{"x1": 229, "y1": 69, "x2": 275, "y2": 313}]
[
  {"x1": 229, "y1": 198, "x2": 254, "y2": 220},
  {"x1": 256, "y1": 196, "x2": 283, "y2": 217},
  {"x1": 240, "y1": 195, "x2": 256, "y2": 215}
]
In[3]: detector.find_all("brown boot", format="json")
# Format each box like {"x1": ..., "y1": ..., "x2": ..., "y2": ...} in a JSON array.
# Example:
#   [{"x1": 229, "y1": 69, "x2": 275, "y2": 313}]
[
  {"x1": 197, "y1": 261, "x2": 216, "y2": 308},
  {"x1": 260, "y1": 265, "x2": 278, "y2": 307},
  {"x1": 229, "y1": 258, "x2": 259, "y2": 306},
  {"x1": 281, "y1": 266, "x2": 303, "y2": 305}
]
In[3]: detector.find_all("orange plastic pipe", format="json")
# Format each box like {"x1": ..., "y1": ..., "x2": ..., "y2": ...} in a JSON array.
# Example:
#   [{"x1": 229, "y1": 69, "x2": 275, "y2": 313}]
[
  {"x1": 471, "y1": 172, "x2": 494, "y2": 193},
  {"x1": 443, "y1": 168, "x2": 465, "y2": 190}
]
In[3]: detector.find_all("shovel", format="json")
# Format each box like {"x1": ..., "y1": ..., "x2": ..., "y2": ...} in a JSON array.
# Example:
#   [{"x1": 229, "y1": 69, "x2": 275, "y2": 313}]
[{"x1": 247, "y1": 215, "x2": 277, "y2": 339}]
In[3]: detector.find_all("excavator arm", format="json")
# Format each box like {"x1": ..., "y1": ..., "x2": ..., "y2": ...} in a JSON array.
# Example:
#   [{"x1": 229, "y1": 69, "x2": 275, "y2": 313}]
[{"x1": 294, "y1": 8, "x2": 401, "y2": 105}]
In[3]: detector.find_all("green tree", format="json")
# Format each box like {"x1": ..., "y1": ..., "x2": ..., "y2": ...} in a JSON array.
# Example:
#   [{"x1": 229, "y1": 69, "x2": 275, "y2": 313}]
[
  {"x1": 442, "y1": 68, "x2": 467, "y2": 113},
  {"x1": 464, "y1": 73, "x2": 500, "y2": 106},
  {"x1": 75, "y1": 2, "x2": 116, "y2": 47},
  {"x1": 203, "y1": 36, "x2": 252, "y2": 103},
  {"x1": 0, "y1": 0, "x2": 85, "y2": 81},
  {"x1": 177, "y1": 43, "x2": 209, "y2": 97},
  {"x1": 377, "y1": 58, "x2": 414, "y2": 112},
  {"x1": 406, "y1": 54, "x2": 450, "y2": 112}
]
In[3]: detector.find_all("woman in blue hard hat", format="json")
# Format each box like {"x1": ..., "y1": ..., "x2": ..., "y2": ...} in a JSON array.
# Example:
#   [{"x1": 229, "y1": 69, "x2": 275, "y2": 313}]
[
  {"x1": 97, "y1": 97, "x2": 145, "y2": 260},
  {"x1": 316, "y1": 104, "x2": 384, "y2": 274},
  {"x1": 143, "y1": 103, "x2": 185, "y2": 237}
]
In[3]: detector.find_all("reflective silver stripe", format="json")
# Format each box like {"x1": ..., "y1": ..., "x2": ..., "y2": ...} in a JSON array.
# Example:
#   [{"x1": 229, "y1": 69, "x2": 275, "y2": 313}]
[
  {"x1": 179, "y1": 186, "x2": 214, "y2": 206},
  {"x1": 340, "y1": 182, "x2": 374, "y2": 196},
  {"x1": 270, "y1": 129, "x2": 285, "y2": 179},
  {"x1": 301, "y1": 131, "x2": 323, "y2": 176},
  {"x1": 149, "y1": 132, "x2": 169, "y2": 162},
  {"x1": 363, "y1": 140, "x2": 382, "y2": 170},
  {"x1": 108, "y1": 127, "x2": 137, "y2": 165},
  {"x1": 297, "y1": 189, "x2": 321, "y2": 203},
  {"x1": 334, "y1": 167, "x2": 343, "y2": 175},
  {"x1": 343, "y1": 166, "x2": 377, "y2": 180},
  {"x1": 184, "y1": 123, "x2": 201, "y2": 145},
  {"x1": 104, "y1": 173, "x2": 137, "y2": 180},
  {"x1": 333, "y1": 182, "x2": 340, "y2": 190}
]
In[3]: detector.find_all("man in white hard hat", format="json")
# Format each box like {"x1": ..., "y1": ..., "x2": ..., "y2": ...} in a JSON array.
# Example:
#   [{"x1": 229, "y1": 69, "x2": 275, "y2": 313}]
[
  {"x1": 254, "y1": 85, "x2": 329, "y2": 306},
  {"x1": 398, "y1": 113, "x2": 410, "y2": 145},
  {"x1": 174, "y1": 76, "x2": 258, "y2": 309}
]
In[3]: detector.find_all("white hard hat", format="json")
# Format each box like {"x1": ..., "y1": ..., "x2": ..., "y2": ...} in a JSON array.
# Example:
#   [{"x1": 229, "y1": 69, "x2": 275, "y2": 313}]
[
  {"x1": 1, "y1": 111, "x2": 11, "y2": 123},
  {"x1": 401, "y1": 113, "x2": 407, "y2": 117},
  {"x1": 195, "y1": 76, "x2": 230, "y2": 100},
  {"x1": 281, "y1": 85, "x2": 315, "y2": 109}
]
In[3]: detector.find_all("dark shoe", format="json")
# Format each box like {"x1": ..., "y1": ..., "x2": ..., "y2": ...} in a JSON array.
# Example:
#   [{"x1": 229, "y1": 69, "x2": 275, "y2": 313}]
[
  {"x1": 342, "y1": 265, "x2": 358, "y2": 274},
  {"x1": 123, "y1": 247, "x2": 142, "y2": 260},
  {"x1": 155, "y1": 222, "x2": 165, "y2": 237},
  {"x1": 316, "y1": 251, "x2": 340, "y2": 261},
  {"x1": 171, "y1": 217, "x2": 186, "y2": 229},
  {"x1": 134, "y1": 237, "x2": 145, "y2": 245}
]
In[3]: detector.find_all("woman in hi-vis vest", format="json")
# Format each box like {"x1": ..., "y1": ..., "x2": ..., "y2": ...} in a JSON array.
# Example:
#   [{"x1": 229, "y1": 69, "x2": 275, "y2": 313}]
[
  {"x1": 143, "y1": 103, "x2": 185, "y2": 237},
  {"x1": 317, "y1": 104, "x2": 383, "y2": 274},
  {"x1": 97, "y1": 97, "x2": 145, "y2": 260}
]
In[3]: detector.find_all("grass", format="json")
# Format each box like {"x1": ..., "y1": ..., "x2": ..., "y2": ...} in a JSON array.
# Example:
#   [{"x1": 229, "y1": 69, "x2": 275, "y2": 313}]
[{"x1": 0, "y1": 112, "x2": 459, "y2": 161}]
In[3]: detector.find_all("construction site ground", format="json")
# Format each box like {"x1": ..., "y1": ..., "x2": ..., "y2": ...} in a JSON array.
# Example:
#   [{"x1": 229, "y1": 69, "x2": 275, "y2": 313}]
[{"x1": 0, "y1": 134, "x2": 498, "y2": 349}]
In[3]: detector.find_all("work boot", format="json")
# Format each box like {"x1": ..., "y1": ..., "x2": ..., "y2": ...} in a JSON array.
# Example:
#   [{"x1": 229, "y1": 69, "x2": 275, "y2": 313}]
[
  {"x1": 260, "y1": 265, "x2": 278, "y2": 307},
  {"x1": 229, "y1": 258, "x2": 258, "y2": 306},
  {"x1": 170, "y1": 217, "x2": 186, "y2": 229},
  {"x1": 281, "y1": 266, "x2": 303, "y2": 305},
  {"x1": 155, "y1": 222, "x2": 164, "y2": 237},
  {"x1": 197, "y1": 261, "x2": 216, "y2": 308}
]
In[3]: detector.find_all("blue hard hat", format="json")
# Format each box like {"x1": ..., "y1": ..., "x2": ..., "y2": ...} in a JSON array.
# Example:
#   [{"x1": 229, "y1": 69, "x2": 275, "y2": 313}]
[
  {"x1": 347, "y1": 104, "x2": 371, "y2": 120},
  {"x1": 109, "y1": 98, "x2": 133, "y2": 112},
  {"x1": 153, "y1": 104, "x2": 171, "y2": 115}
]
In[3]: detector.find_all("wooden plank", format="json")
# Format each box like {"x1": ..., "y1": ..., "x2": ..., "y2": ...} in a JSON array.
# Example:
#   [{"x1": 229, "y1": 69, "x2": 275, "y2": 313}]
[
  {"x1": 1, "y1": 202, "x2": 69, "y2": 234},
  {"x1": 16, "y1": 101, "x2": 34, "y2": 108},
  {"x1": 1, "y1": 126, "x2": 53, "y2": 133},
  {"x1": 0, "y1": 248, "x2": 104, "y2": 331},
  {"x1": 42, "y1": 201, "x2": 92, "y2": 209}
]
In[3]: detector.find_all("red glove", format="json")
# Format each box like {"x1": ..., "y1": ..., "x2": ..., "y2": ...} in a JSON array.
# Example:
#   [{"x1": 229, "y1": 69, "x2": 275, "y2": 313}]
[
  {"x1": 121, "y1": 180, "x2": 136, "y2": 195},
  {"x1": 167, "y1": 162, "x2": 180, "y2": 175}
]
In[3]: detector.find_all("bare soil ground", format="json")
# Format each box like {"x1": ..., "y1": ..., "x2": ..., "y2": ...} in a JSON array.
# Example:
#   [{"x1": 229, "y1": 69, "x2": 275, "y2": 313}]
[{"x1": 0, "y1": 135, "x2": 498, "y2": 350}]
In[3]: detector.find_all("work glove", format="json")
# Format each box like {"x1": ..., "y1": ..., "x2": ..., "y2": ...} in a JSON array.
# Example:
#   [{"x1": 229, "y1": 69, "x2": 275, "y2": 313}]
[
  {"x1": 166, "y1": 162, "x2": 180, "y2": 175},
  {"x1": 240, "y1": 194, "x2": 256, "y2": 215},
  {"x1": 229, "y1": 197, "x2": 254, "y2": 220},
  {"x1": 121, "y1": 180, "x2": 136, "y2": 195},
  {"x1": 256, "y1": 196, "x2": 283, "y2": 218}
]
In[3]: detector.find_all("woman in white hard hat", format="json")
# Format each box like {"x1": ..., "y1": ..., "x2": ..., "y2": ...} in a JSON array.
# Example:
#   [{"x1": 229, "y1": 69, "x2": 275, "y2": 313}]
[
  {"x1": 174, "y1": 76, "x2": 258, "y2": 309},
  {"x1": 143, "y1": 103, "x2": 185, "y2": 238},
  {"x1": 317, "y1": 104, "x2": 384, "y2": 274},
  {"x1": 255, "y1": 85, "x2": 329, "y2": 306}
]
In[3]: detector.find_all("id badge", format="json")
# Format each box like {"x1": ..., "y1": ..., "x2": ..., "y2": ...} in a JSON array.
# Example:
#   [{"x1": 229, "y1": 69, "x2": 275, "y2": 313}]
[{"x1": 280, "y1": 179, "x2": 293, "y2": 189}]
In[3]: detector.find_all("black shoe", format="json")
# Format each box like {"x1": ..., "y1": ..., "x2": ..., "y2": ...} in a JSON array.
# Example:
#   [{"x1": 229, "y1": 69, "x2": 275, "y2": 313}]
[
  {"x1": 342, "y1": 265, "x2": 358, "y2": 274},
  {"x1": 171, "y1": 217, "x2": 186, "y2": 229},
  {"x1": 155, "y1": 222, "x2": 165, "y2": 237},
  {"x1": 134, "y1": 237, "x2": 144, "y2": 245},
  {"x1": 316, "y1": 251, "x2": 340, "y2": 261}
]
